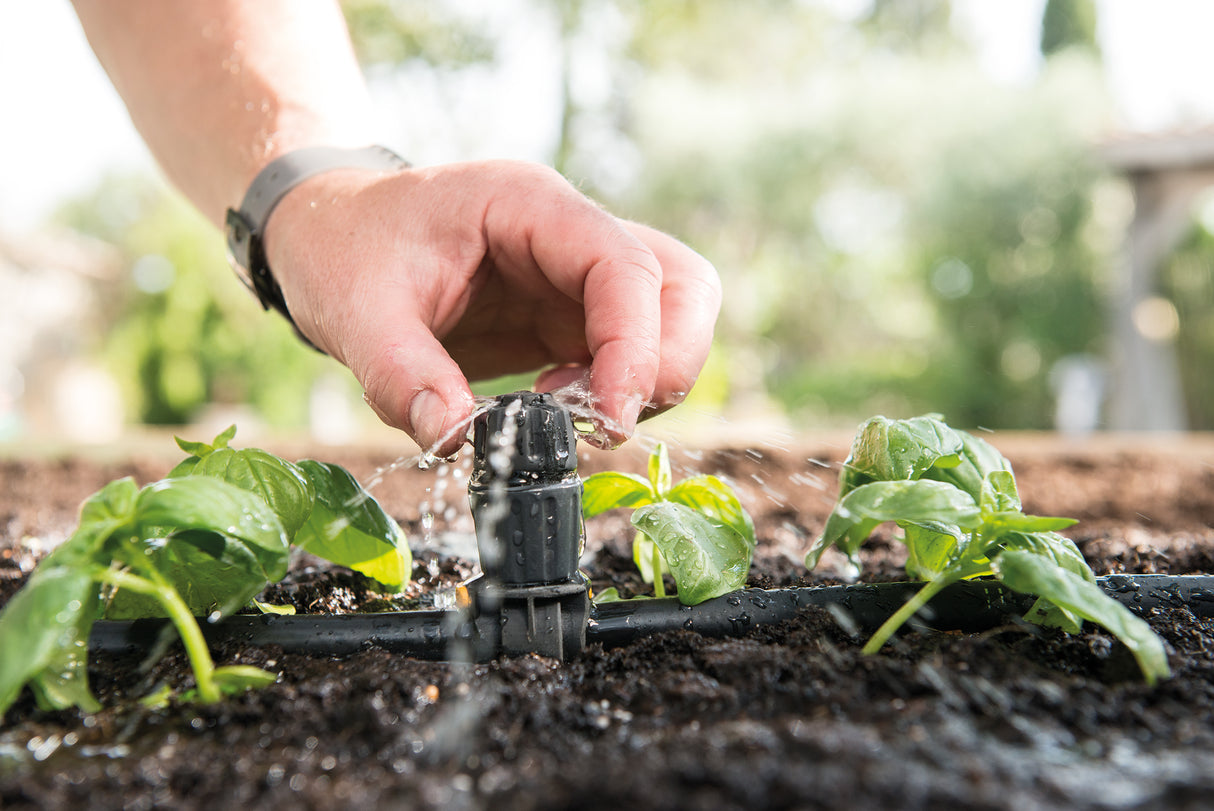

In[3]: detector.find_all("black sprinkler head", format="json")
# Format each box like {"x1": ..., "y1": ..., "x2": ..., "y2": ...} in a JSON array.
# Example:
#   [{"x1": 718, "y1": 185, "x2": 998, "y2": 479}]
[
  {"x1": 469, "y1": 391, "x2": 585, "y2": 587},
  {"x1": 465, "y1": 392, "x2": 590, "y2": 659}
]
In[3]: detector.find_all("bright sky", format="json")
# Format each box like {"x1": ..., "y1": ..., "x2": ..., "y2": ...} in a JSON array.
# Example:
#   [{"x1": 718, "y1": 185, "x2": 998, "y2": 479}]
[{"x1": 3, "y1": 0, "x2": 1214, "y2": 233}]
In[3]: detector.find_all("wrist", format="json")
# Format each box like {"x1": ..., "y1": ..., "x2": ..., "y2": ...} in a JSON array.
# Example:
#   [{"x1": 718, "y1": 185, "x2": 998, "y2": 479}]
[{"x1": 225, "y1": 145, "x2": 409, "y2": 347}]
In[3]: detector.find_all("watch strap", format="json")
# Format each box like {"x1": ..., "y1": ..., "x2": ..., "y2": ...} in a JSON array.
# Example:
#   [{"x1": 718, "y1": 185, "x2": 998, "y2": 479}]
[{"x1": 225, "y1": 145, "x2": 409, "y2": 345}]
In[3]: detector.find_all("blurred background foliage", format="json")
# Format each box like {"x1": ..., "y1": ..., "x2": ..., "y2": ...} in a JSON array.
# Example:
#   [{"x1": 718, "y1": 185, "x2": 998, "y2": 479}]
[
  {"x1": 44, "y1": 0, "x2": 1214, "y2": 434},
  {"x1": 56, "y1": 178, "x2": 329, "y2": 428}
]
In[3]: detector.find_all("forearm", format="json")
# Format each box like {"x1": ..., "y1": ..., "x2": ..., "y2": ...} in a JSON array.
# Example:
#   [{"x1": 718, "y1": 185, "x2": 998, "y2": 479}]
[{"x1": 71, "y1": 0, "x2": 375, "y2": 227}]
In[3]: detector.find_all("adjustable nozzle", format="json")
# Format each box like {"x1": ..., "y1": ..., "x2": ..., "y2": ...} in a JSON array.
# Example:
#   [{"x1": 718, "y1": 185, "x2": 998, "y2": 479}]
[
  {"x1": 469, "y1": 392, "x2": 585, "y2": 586},
  {"x1": 466, "y1": 392, "x2": 590, "y2": 659},
  {"x1": 471, "y1": 390, "x2": 577, "y2": 483}
]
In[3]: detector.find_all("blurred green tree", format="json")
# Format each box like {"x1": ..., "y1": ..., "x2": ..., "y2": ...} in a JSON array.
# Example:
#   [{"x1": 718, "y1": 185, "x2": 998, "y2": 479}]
[
  {"x1": 343, "y1": 0, "x2": 494, "y2": 67},
  {"x1": 61, "y1": 0, "x2": 1129, "y2": 433},
  {"x1": 56, "y1": 177, "x2": 330, "y2": 426},
  {"x1": 53, "y1": 5, "x2": 501, "y2": 429},
  {"x1": 1041, "y1": 0, "x2": 1101, "y2": 59},
  {"x1": 860, "y1": 0, "x2": 959, "y2": 56},
  {"x1": 905, "y1": 104, "x2": 1108, "y2": 428},
  {"x1": 614, "y1": 1, "x2": 1113, "y2": 428}
]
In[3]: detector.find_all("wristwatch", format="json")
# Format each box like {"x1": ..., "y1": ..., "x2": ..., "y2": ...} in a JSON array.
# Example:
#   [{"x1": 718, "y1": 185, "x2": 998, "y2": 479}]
[{"x1": 224, "y1": 145, "x2": 410, "y2": 346}]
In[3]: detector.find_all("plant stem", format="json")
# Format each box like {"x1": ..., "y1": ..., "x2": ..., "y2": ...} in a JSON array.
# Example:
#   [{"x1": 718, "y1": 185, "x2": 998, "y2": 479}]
[
  {"x1": 653, "y1": 543, "x2": 666, "y2": 599},
  {"x1": 862, "y1": 573, "x2": 958, "y2": 655},
  {"x1": 98, "y1": 569, "x2": 221, "y2": 703}
]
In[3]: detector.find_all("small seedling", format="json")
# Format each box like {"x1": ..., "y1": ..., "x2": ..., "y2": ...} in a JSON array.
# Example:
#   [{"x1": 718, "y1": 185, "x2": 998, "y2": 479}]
[
  {"x1": 805, "y1": 415, "x2": 1170, "y2": 684},
  {"x1": 0, "y1": 427, "x2": 410, "y2": 717},
  {"x1": 582, "y1": 443, "x2": 755, "y2": 604}
]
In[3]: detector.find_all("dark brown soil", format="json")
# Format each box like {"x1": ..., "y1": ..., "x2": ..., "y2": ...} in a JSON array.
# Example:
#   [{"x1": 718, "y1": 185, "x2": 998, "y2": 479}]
[{"x1": 1, "y1": 432, "x2": 1213, "y2": 810}]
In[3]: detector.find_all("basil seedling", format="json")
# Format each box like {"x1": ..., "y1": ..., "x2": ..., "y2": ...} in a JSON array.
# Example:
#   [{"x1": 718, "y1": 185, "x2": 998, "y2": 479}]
[
  {"x1": 583, "y1": 443, "x2": 755, "y2": 604},
  {"x1": 0, "y1": 427, "x2": 411, "y2": 717},
  {"x1": 806, "y1": 415, "x2": 1170, "y2": 684}
]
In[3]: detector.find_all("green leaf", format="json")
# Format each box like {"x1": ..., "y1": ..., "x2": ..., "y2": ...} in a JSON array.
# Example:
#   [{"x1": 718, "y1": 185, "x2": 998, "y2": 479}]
[
  {"x1": 1024, "y1": 596, "x2": 1084, "y2": 634},
  {"x1": 0, "y1": 566, "x2": 100, "y2": 717},
  {"x1": 29, "y1": 654, "x2": 102, "y2": 715},
  {"x1": 817, "y1": 414, "x2": 1168, "y2": 684},
  {"x1": 139, "y1": 684, "x2": 175, "y2": 710},
  {"x1": 170, "y1": 425, "x2": 238, "y2": 476},
  {"x1": 667, "y1": 475, "x2": 756, "y2": 548},
  {"x1": 293, "y1": 460, "x2": 411, "y2": 591},
  {"x1": 648, "y1": 442, "x2": 672, "y2": 496},
  {"x1": 998, "y1": 531, "x2": 1094, "y2": 581},
  {"x1": 211, "y1": 665, "x2": 278, "y2": 693},
  {"x1": 584, "y1": 453, "x2": 753, "y2": 602},
  {"x1": 178, "y1": 664, "x2": 279, "y2": 703},
  {"x1": 591, "y1": 586, "x2": 654, "y2": 604},
  {"x1": 187, "y1": 447, "x2": 315, "y2": 537},
  {"x1": 134, "y1": 476, "x2": 291, "y2": 583},
  {"x1": 980, "y1": 470, "x2": 1022, "y2": 513},
  {"x1": 0, "y1": 478, "x2": 143, "y2": 717},
  {"x1": 997, "y1": 531, "x2": 1092, "y2": 633},
  {"x1": 47, "y1": 478, "x2": 139, "y2": 567},
  {"x1": 985, "y1": 513, "x2": 1078, "y2": 535},
  {"x1": 167, "y1": 456, "x2": 201, "y2": 478},
  {"x1": 104, "y1": 477, "x2": 290, "y2": 619},
  {"x1": 631, "y1": 502, "x2": 752, "y2": 605},
  {"x1": 993, "y1": 550, "x2": 1171, "y2": 685},
  {"x1": 977, "y1": 472, "x2": 1077, "y2": 536},
  {"x1": 174, "y1": 424, "x2": 236, "y2": 458},
  {"x1": 839, "y1": 415, "x2": 965, "y2": 496},
  {"x1": 104, "y1": 536, "x2": 269, "y2": 619},
  {"x1": 807, "y1": 480, "x2": 981, "y2": 569},
  {"x1": 350, "y1": 546, "x2": 412, "y2": 591},
  {"x1": 252, "y1": 598, "x2": 296, "y2": 616},
  {"x1": 923, "y1": 430, "x2": 1011, "y2": 502},
  {"x1": 903, "y1": 522, "x2": 963, "y2": 581},
  {"x1": 581, "y1": 471, "x2": 655, "y2": 518}
]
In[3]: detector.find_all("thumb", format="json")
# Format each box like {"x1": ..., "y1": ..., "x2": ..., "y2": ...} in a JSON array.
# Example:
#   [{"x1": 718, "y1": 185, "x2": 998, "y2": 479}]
[{"x1": 353, "y1": 322, "x2": 476, "y2": 457}]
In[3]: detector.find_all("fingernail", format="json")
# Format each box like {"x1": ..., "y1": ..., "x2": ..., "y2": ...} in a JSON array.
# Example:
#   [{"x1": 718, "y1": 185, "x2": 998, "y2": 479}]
[
  {"x1": 408, "y1": 389, "x2": 448, "y2": 452},
  {"x1": 620, "y1": 392, "x2": 644, "y2": 436}
]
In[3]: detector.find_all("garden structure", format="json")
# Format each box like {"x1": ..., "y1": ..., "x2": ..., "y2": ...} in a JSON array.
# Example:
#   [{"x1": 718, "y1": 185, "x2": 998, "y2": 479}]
[
  {"x1": 1102, "y1": 125, "x2": 1214, "y2": 431},
  {"x1": 1, "y1": 395, "x2": 1213, "y2": 810}
]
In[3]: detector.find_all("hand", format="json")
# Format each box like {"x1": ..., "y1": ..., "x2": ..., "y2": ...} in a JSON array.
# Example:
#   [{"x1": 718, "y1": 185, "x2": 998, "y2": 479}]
[{"x1": 263, "y1": 159, "x2": 721, "y2": 457}]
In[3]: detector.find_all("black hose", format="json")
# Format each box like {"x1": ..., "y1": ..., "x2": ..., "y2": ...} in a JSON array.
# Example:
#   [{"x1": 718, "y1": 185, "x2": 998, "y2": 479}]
[
  {"x1": 90, "y1": 608, "x2": 497, "y2": 661},
  {"x1": 88, "y1": 574, "x2": 1214, "y2": 661},
  {"x1": 588, "y1": 573, "x2": 1214, "y2": 649}
]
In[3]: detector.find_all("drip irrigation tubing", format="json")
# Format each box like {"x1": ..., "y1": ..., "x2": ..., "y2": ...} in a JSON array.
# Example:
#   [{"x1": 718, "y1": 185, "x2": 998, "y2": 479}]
[{"x1": 89, "y1": 574, "x2": 1214, "y2": 662}]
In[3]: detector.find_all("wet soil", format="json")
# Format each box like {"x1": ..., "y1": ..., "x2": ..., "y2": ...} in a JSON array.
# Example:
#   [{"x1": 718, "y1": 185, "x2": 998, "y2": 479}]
[{"x1": 1, "y1": 432, "x2": 1213, "y2": 810}]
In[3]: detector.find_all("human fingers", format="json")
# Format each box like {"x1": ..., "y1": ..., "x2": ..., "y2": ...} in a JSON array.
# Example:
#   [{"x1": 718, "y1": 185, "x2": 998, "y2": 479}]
[
  {"x1": 624, "y1": 223, "x2": 722, "y2": 418},
  {"x1": 571, "y1": 235, "x2": 664, "y2": 445},
  {"x1": 260, "y1": 167, "x2": 479, "y2": 456},
  {"x1": 534, "y1": 363, "x2": 590, "y2": 394},
  {"x1": 349, "y1": 318, "x2": 477, "y2": 459},
  {"x1": 492, "y1": 168, "x2": 664, "y2": 445}
]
